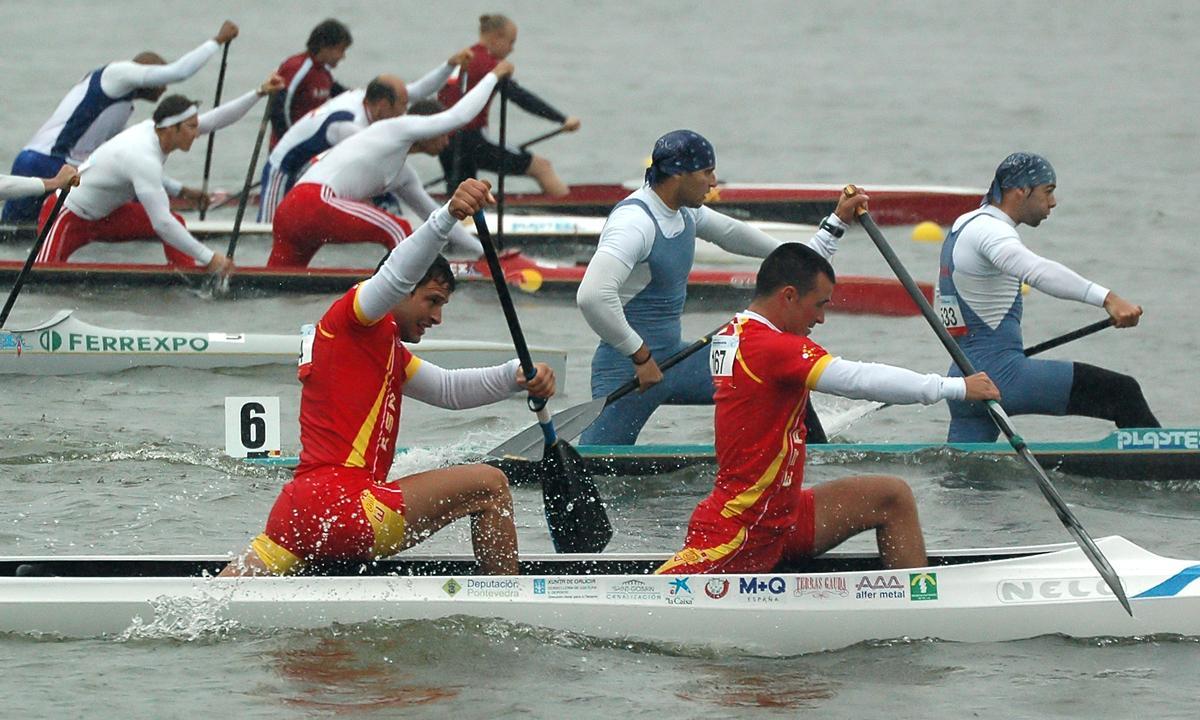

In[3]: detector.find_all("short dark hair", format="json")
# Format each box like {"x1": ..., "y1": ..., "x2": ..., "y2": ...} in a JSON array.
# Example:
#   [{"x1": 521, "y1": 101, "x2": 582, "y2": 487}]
[
  {"x1": 364, "y1": 77, "x2": 398, "y2": 105},
  {"x1": 374, "y1": 252, "x2": 457, "y2": 294},
  {"x1": 152, "y1": 95, "x2": 198, "y2": 126},
  {"x1": 306, "y1": 19, "x2": 352, "y2": 54},
  {"x1": 418, "y1": 254, "x2": 457, "y2": 293},
  {"x1": 407, "y1": 98, "x2": 444, "y2": 116},
  {"x1": 754, "y1": 243, "x2": 836, "y2": 299}
]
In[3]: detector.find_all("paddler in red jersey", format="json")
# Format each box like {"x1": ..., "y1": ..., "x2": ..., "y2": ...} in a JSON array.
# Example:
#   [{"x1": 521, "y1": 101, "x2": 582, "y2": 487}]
[
  {"x1": 658, "y1": 242, "x2": 1001, "y2": 574},
  {"x1": 436, "y1": 13, "x2": 579, "y2": 196},
  {"x1": 221, "y1": 178, "x2": 555, "y2": 578},
  {"x1": 269, "y1": 19, "x2": 353, "y2": 148}
]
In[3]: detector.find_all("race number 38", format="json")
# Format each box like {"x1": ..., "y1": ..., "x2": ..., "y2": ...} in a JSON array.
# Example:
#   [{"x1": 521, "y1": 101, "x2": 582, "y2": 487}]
[{"x1": 224, "y1": 396, "x2": 281, "y2": 458}]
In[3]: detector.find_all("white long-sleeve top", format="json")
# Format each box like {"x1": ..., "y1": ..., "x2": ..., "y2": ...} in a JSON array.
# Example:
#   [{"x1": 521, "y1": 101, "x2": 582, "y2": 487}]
[
  {"x1": 65, "y1": 89, "x2": 263, "y2": 264},
  {"x1": 299, "y1": 71, "x2": 499, "y2": 201},
  {"x1": 814, "y1": 357, "x2": 966, "y2": 404},
  {"x1": 0, "y1": 174, "x2": 46, "y2": 200},
  {"x1": 267, "y1": 62, "x2": 457, "y2": 173},
  {"x1": 354, "y1": 201, "x2": 522, "y2": 405},
  {"x1": 577, "y1": 185, "x2": 846, "y2": 355},
  {"x1": 25, "y1": 40, "x2": 220, "y2": 163},
  {"x1": 949, "y1": 205, "x2": 1109, "y2": 329}
]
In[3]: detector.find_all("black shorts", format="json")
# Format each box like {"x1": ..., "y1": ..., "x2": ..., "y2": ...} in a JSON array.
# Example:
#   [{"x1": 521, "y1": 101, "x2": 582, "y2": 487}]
[{"x1": 438, "y1": 127, "x2": 533, "y2": 190}]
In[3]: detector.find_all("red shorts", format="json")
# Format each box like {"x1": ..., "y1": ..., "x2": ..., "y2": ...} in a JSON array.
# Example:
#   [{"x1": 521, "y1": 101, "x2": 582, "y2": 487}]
[
  {"x1": 656, "y1": 488, "x2": 815, "y2": 574},
  {"x1": 267, "y1": 183, "x2": 413, "y2": 267},
  {"x1": 34, "y1": 194, "x2": 195, "y2": 266},
  {"x1": 250, "y1": 466, "x2": 408, "y2": 575}
]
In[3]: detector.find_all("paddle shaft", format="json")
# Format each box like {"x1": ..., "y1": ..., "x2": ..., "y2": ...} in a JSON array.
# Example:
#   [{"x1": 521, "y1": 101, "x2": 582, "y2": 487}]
[
  {"x1": 486, "y1": 327, "x2": 722, "y2": 460},
  {"x1": 1022, "y1": 318, "x2": 1114, "y2": 357},
  {"x1": 826, "y1": 318, "x2": 1118, "y2": 437},
  {"x1": 851, "y1": 193, "x2": 1132, "y2": 615},
  {"x1": 517, "y1": 126, "x2": 567, "y2": 152},
  {"x1": 496, "y1": 80, "x2": 507, "y2": 251},
  {"x1": 0, "y1": 186, "x2": 71, "y2": 328},
  {"x1": 449, "y1": 68, "x2": 467, "y2": 191},
  {"x1": 225, "y1": 101, "x2": 272, "y2": 262},
  {"x1": 198, "y1": 42, "x2": 230, "y2": 222},
  {"x1": 604, "y1": 328, "x2": 723, "y2": 406}
]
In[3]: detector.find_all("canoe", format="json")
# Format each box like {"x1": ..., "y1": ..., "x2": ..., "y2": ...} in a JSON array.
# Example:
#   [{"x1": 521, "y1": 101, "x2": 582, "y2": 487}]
[
  {"x1": 516, "y1": 429, "x2": 1200, "y2": 482},
  {"x1": 0, "y1": 536, "x2": 1195, "y2": 654},
  {"x1": 0, "y1": 256, "x2": 933, "y2": 316},
  {"x1": 190, "y1": 181, "x2": 981, "y2": 225},
  {"x1": 245, "y1": 429, "x2": 1200, "y2": 481},
  {"x1": 0, "y1": 181, "x2": 982, "y2": 245},
  {"x1": 0, "y1": 214, "x2": 819, "y2": 251},
  {"x1": 0, "y1": 309, "x2": 569, "y2": 382}
]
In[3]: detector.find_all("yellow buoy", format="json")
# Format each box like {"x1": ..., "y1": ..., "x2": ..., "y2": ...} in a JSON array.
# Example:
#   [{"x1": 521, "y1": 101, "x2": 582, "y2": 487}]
[
  {"x1": 517, "y1": 268, "x2": 544, "y2": 293},
  {"x1": 912, "y1": 221, "x2": 945, "y2": 243}
]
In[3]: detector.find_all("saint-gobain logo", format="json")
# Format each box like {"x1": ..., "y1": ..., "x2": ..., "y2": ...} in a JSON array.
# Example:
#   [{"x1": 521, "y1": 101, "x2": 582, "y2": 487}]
[{"x1": 39, "y1": 330, "x2": 62, "y2": 352}]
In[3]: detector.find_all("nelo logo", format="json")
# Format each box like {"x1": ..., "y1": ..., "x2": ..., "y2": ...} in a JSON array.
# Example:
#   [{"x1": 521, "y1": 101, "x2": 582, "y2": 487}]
[{"x1": 996, "y1": 577, "x2": 1117, "y2": 604}]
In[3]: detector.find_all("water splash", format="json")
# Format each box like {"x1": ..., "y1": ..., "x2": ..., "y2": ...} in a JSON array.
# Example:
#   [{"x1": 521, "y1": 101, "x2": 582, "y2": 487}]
[{"x1": 116, "y1": 586, "x2": 241, "y2": 642}]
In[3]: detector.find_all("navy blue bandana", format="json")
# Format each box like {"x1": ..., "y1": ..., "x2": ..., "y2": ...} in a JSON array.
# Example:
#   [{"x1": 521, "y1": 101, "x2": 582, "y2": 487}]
[
  {"x1": 644, "y1": 130, "x2": 715, "y2": 185},
  {"x1": 983, "y1": 152, "x2": 1057, "y2": 206}
]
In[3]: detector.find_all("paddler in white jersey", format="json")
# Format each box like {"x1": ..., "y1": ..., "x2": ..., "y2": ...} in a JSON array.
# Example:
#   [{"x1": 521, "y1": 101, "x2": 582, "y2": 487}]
[
  {"x1": 576, "y1": 129, "x2": 865, "y2": 445},
  {"x1": 258, "y1": 47, "x2": 473, "y2": 223},
  {"x1": 938, "y1": 152, "x2": 1159, "y2": 442},
  {"x1": 34, "y1": 73, "x2": 286, "y2": 274},
  {"x1": 2, "y1": 21, "x2": 239, "y2": 224},
  {"x1": 265, "y1": 61, "x2": 515, "y2": 267}
]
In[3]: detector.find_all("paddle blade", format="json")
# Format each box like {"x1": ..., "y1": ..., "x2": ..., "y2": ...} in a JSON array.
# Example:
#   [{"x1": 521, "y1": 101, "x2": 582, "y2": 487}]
[
  {"x1": 490, "y1": 421, "x2": 547, "y2": 462},
  {"x1": 539, "y1": 441, "x2": 612, "y2": 553},
  {"x1": 488, "y1": 397, "x2": 607, "y2": 461}
]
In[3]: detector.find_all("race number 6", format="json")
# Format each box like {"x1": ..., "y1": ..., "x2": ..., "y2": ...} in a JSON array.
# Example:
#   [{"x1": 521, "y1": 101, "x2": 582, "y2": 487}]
[{"x1": 224, "y1": 396, "x2": 281, "y2": 458}]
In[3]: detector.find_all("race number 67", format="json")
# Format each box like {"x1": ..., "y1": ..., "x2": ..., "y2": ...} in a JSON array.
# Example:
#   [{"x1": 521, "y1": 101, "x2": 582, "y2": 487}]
[{"x1": 224, "y1": 396, "x2": 281, "y2": 458}]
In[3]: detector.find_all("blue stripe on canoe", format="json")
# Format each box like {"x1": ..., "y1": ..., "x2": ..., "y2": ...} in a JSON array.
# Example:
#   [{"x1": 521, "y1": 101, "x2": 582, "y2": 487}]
[{"x1": 1134, "y1": 565, "x2": 1200, "y2": 598}]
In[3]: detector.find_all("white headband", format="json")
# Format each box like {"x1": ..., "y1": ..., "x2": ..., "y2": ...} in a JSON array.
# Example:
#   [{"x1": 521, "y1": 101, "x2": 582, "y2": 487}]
[{"x1": 155, "y1": 104, "x2": 199, "y2": 129}]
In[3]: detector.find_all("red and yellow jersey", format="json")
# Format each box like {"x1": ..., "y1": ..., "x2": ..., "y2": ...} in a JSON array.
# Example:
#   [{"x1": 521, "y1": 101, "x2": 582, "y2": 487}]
[
  {"x1": 295, "y1": 285, "x2": 421, "y2": 483},
  {"x1": 704, "y1": 312, "x2": 832, "y2": 533}
]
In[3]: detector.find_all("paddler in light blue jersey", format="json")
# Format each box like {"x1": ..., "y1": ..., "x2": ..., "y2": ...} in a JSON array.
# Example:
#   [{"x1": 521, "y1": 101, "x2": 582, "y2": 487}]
[
  {"x1": 576, "y1": 129, "x2": 866, "y2": 445},
  {"x1": 938, "y1": 152, "x2": 1159, "y2": 442}
]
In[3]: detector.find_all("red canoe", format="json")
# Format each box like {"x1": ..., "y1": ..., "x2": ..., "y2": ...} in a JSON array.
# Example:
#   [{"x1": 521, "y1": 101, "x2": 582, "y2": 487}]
[{"x1": 1, "y1": 252, "x2": 931, "y2": 316}]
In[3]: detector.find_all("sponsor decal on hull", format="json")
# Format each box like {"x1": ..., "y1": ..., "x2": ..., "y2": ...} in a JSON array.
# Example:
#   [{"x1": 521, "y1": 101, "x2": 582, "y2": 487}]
[
  {"x1": 1117, "y1": 429, "x2": 1200, "y2": 451},
  {"x1": 606, "y1": 579, "x2": 662, "y2": 601},
  {"x1": 532, "y1": 577, "x2": 600, "y2": 599},
  {"x1": 38, "y1": 330, "x2": 211, "y2": 353},
  {"x1": 738, "y1": 576, "x2": 787, "y2": 603},
  {"x1": 855, "y1": 574, "x2": 906, "y2": 600},
  {"x1": 996, "y1": 577, "x2": 1117, "y2": 604},
  {"x1": 794, "y1": 575, "x2": 849, "y2": 599}
]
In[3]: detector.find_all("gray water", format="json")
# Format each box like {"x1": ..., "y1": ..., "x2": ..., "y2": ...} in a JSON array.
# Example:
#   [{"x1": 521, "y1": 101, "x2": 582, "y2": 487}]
[{"x1": 2, "y1": 0, "x2": 1199, "y2": 717}]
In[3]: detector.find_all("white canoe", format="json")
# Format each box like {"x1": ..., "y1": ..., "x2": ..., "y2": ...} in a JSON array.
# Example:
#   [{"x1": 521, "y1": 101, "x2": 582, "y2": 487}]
[
  {"x1": 185, "y1": 213, "x2": 817, "y2": 260},
  {"x1": 0, "y1": 310, "x2": 568, "y2": 384},
  {"x1": 1, "y1": 536, "x2": 1196, "y2": 653}
]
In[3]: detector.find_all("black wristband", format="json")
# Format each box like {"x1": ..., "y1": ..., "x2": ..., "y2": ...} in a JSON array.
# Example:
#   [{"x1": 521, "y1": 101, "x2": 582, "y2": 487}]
[
  {"x1": 632, "y1": 351, "x2": 651, "y2": 366},
  {"x1": 819, "y1": 218, "x2": 846, "y2": 238}
]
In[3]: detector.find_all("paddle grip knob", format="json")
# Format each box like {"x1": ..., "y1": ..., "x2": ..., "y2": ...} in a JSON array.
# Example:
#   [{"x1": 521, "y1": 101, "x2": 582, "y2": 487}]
[{"x1": 843, "y1": 184, "x2": 867, "y2": 217}]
